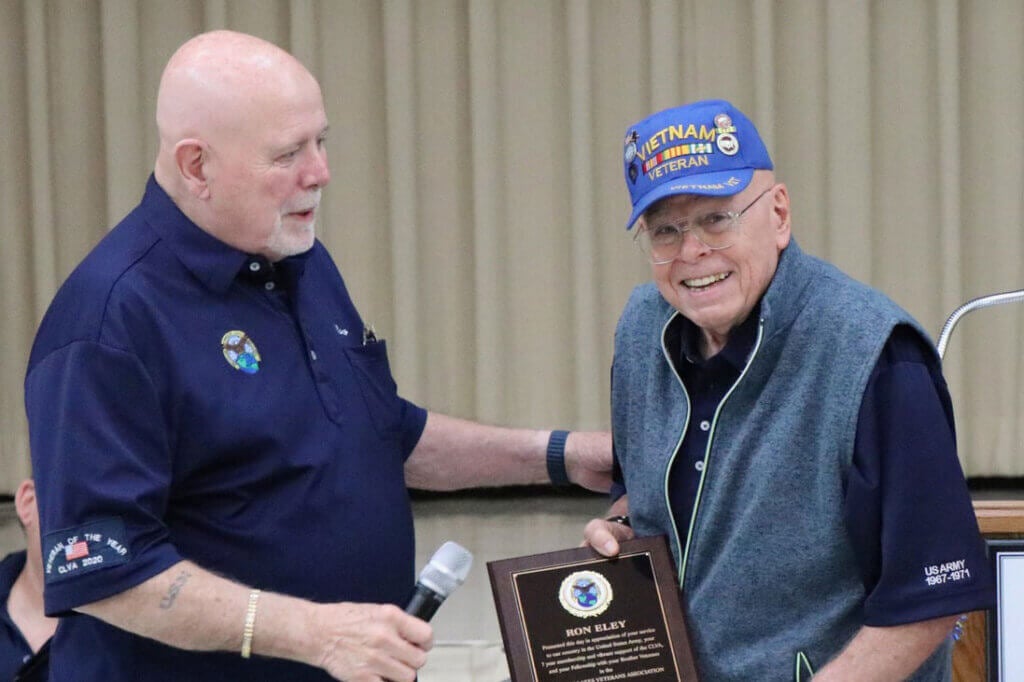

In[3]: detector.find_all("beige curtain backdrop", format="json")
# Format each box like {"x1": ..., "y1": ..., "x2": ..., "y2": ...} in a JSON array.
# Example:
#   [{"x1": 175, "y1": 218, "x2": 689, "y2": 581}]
[{"x1": 2, "y1": 0, "x2": 1023, "y2": 493}]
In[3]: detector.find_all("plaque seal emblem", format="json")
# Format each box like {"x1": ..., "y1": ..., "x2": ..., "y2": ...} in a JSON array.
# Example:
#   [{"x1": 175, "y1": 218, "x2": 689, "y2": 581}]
[{"x1": 558, "y1": 570, "x2": 613, "y2": 618}]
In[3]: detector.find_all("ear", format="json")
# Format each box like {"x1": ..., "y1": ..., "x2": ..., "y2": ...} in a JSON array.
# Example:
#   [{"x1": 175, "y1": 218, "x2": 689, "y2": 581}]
[
  {"x1": 14, "y1": 479, "x2": 37, "y2": 529},
  {"x1": 174, "y1": 138, "x2": 211, "y2": 200},
  {"x1": 770, "y1": 182, "x2": 792, "y2": 250}
]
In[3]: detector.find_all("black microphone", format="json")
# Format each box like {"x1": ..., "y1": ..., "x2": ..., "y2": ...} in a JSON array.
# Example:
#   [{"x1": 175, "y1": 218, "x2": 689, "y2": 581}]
[{"x1": 404, "y1": 541, "x2": 473, "y2": 622}]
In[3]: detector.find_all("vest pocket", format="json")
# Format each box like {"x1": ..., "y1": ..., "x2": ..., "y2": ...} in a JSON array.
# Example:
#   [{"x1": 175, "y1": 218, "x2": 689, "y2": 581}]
[{"x1": 794, "y1": 651, "x2": 814, "y2": 681}]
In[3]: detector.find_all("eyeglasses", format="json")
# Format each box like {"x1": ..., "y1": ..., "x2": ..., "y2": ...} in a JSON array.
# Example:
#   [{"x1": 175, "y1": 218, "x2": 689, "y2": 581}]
[{"x1": 634, "y1": 186, "x2": 774, "y2": 265}]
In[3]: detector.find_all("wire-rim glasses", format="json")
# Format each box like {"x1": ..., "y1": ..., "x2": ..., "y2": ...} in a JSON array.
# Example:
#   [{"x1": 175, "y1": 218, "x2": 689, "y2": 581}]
[{"x1": 634, "y1": 186, "x2": 774, "y2": 265}]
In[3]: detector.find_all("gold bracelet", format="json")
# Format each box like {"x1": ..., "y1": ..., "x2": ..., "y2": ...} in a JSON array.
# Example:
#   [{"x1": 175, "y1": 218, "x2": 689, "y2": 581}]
[{"x1": 241, "y1": 589, "x2": 261, "y2": 659}]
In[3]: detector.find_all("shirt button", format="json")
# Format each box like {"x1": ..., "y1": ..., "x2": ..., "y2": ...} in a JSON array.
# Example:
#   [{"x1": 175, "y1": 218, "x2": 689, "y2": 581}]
[
  {"x1": 310, "y1": 350, "x2": 318, "y2": 361},
  {"x1": 249, "y1": 261, "x2": 261, "y2": 272},
  {"x1": 264, "y1": 281, "x2": 276, "y2": 291},
  {"x1": 695, "y1": 460, "x2": 705, "y2": 472},
  {"x1": 699, "y1": 420, "x2": 710, "y2": 431}
]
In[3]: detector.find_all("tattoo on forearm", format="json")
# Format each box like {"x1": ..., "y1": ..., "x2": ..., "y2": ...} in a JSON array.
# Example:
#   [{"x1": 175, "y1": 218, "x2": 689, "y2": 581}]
[{"x1": 159, "y1": 570, "x2": 193, "y2": 610}]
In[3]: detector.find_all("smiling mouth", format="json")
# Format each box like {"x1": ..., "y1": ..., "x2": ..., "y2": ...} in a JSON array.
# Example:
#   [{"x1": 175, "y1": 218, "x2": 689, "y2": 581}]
[{"x1": 683, "y1": 272, "x2": 730, "y2": 291}]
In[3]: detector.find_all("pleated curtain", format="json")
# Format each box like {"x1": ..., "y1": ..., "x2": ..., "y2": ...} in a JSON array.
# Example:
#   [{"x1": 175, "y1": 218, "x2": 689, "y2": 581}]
[{"x1": 2, "y1": 0, "x2": 1022, "y2": 492}]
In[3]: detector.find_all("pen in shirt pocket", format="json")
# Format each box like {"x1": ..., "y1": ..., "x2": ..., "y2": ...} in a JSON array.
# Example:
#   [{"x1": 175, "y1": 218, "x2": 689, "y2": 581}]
[{"x1": 362, "y1": 324, "x2": 378, "y2": 345}]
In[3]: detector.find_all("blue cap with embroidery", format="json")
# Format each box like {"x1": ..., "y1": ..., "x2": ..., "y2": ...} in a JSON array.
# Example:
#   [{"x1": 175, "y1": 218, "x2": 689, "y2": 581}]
[{"x1": 622, "y1": 99, "x2": 773, "y2": 229}]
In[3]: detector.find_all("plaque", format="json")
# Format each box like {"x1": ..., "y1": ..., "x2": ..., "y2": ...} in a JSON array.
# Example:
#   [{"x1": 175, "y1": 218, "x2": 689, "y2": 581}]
[{"x1": 487, "y1": 536, "x2": 699, "y2": 681}]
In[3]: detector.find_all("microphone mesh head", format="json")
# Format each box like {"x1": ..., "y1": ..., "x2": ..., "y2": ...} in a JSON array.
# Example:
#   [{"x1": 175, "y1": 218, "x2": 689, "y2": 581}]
[{"x1": 418, "y1": 541, "x2": 474, "y2": 597}]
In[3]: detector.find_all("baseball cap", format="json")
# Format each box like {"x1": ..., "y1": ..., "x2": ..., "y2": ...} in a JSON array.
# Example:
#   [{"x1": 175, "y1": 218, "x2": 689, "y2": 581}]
[{"x1": 622, "y1": 99, "x2": 773, "y2": 229}]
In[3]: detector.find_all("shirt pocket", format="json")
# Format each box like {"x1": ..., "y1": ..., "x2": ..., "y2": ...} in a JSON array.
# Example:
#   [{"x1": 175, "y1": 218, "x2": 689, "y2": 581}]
[{"x1": 343, "y1": 341, "x2": 403, "y2": 439}]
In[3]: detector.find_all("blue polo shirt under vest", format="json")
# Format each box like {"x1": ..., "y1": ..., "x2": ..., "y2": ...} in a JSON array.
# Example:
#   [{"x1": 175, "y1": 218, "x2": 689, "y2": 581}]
[
  {"x1": 611, "y1": 304, "x2": 993, "y2": 626},
  {"x1": 25, "y1": 176, "x2": 427, "y2": 680}
]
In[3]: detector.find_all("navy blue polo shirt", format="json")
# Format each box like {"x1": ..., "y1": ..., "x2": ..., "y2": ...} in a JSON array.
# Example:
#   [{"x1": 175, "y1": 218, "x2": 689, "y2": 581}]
[
  {"x1": 24, "y1": 176, "x2": 428, "y2": 680},
  {"x1": 0, "y1": 551, "x2": 48, "y2": 681},
  {"x1": 611, "y1": 308, "x2": 993, "y2": 625}
]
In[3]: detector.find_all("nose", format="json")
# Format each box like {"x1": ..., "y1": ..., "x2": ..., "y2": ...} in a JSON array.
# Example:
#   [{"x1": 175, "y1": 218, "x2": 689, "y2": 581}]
[
  {"x1": 301, "y1": 146, "x2": 331, "y2": 190},
  {"x1": 676, "y1": 229, "x2": 711, "y2": 262}
]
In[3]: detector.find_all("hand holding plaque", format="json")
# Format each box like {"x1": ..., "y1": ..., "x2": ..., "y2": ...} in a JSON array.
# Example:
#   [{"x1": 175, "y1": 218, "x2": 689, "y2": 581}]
[{"x1": 488, "y1": 536, "x2": 699, "y2": 681}]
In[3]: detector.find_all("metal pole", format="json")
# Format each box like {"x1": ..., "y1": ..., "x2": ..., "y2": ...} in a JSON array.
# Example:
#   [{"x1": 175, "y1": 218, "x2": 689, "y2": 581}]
[{"x1": 936, "y1": 289, "x2": 1024, "y2": 360}]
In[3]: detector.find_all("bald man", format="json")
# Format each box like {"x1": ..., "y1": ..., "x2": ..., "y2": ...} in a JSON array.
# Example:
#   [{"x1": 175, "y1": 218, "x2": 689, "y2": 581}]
[{"x1": 25, "y1": 30, "x2": 610, "y2": 681}]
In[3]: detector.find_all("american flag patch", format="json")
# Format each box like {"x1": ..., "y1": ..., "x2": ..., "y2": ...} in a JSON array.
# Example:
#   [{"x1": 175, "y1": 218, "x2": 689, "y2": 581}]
[{"x1": 65, "y1": 541, "x2": 89, "y2": 561}]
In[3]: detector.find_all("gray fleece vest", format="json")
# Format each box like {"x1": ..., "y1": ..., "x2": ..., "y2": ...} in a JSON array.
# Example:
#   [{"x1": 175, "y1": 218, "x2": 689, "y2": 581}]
[{"x1": 611, "y1": 241, "x2": 951, "y2": 680}]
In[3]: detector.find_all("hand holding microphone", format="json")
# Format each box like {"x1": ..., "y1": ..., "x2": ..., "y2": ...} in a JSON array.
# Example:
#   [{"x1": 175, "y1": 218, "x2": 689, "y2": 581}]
[
  {"x1": 405, "y1": 541, "x2": 474, "y2": 622},
  {"x1": 310, "y1": 542, "x2": 473, "y2": 681}
]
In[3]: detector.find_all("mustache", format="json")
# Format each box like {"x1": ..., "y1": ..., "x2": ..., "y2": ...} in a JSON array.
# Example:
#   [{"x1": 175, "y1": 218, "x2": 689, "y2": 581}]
[{"x1": 285, "y1": 190, "x2": 322, "y2": 213}]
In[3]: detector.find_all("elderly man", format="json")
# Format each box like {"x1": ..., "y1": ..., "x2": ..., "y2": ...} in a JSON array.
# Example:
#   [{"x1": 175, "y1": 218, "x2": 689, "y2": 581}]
[
  {"x1": 25, "y1": 31, "x2": 609, "y2": 681},
  {"x1": 584, "y1": 100, "x2": 993, "y2": 680}
]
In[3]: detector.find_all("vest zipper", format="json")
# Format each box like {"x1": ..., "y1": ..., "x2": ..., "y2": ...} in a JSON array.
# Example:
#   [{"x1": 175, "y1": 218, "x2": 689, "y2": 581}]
[{"x1": 669, "y1": 316, "x2": 766, "y2": 587}]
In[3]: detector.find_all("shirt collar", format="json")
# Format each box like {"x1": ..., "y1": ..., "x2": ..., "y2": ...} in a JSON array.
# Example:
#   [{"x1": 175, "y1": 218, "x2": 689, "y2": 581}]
[
  {"x1": 677, "y1": 302, "x2": 761, "y2": 371},
  {"x1": 0, "y1": 551, "x2": 25, "y2": 603},
  {"x1": 237, "y1": 251, "x2": 311, "y2": 289},
  {"x1": 139, "y1": 175, "x2": 253, "y2": 294}
]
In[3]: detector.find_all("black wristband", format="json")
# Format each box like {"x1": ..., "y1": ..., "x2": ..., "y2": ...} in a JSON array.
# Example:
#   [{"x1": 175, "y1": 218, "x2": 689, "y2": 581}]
[
  {"x1": 606, "y1": 515, "x2": 631, "y2": 527},
  {"x1": 546, "y1": 430, "x2": 571, "y2": 487}
]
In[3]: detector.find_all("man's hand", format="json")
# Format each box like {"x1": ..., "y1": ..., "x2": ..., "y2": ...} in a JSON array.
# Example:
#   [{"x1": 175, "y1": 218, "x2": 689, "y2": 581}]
[
  {"x1": 310, "y1": 602, "x2": 433, "y2": 682},
  {"x1": 565, "y1": 431, "x2": 613, "y2": 493},
  {"x1": 583, "y1": 517, "x2": 634, "y2": 557},
  {"x1": 582, "y1": 496, "x2": 633, "y2": 557}
]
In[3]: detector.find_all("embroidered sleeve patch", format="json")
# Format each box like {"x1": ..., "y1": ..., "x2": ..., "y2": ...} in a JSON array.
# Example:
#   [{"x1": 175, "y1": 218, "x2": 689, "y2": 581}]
[
  {"x1": 923, "y1": 558, "x2": 972, "y2": 587},
  {"x1": 43, "y1": 517, "x2": 130, "y2": 584}
]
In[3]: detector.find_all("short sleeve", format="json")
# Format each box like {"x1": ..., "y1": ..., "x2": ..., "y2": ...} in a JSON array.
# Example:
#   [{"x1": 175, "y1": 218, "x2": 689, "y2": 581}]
[
  {"x1": 26, "y1": 341, "x2": 183, "y2": 616},
  {"x1": 844, "y1": 327, "x2": 995, "y2": 626},
  {"x1": 397, "y1": 398, "x2": 428, "y2": 458}
]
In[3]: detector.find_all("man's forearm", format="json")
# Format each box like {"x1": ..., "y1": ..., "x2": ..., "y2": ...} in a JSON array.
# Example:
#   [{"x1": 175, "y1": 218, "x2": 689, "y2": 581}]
[
  {"x1": 73, "y1": 560, "x2": 433, "y2": 680},
  {"x1": 812, "y1": 615, "x2": 958, "y2": 681},
  {"x1": 404, "y1": 412, "x2": 611, "y2": 491},
  {"x1": 404, "y1": 412, "x2": 548, "y2": 490},
  {"x1": 75, "y1": 560, "x2": 315, "y2": 663}
]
